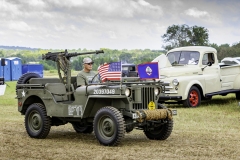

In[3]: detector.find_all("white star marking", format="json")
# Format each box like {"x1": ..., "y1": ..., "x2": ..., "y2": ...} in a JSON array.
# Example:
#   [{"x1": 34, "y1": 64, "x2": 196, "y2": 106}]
[{"x1": 21, "y1": 90, "x2": 26, "y2": 97}]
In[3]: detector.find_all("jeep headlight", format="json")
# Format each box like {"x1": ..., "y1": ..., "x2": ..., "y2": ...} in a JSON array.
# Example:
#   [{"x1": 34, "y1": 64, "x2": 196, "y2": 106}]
[
  {"x1": 125, "y1": 88, "x2": 131, "y2": 97},
  {"x1": 154, "y1": 88, "x2": 160, "y2": 96},
  {"x1": 172, "y1": 79, "x2": 179, "y2": 86}
]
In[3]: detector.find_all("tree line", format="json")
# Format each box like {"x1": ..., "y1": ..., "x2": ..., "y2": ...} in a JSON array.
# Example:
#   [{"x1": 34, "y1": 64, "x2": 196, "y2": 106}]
[
  {"x1": 162, "y1": 24, "x2": 240, "y2": 60},
  {"x1": 0, "y1": 48, "x2": 164, "y2": 71},
  {"x1": 0, "y1": 24, "x2": 239, "y2": 70}
]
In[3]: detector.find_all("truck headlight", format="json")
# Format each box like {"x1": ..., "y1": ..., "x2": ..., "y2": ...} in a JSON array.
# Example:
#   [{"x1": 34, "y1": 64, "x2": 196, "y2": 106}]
[
  {"x1": 172, "y1": 79, "x2": 179, "y2": 86},
  {"x1": 154, "y1": 88, "x2": 160, "y2": 96},
  {"x1": 125, "y1": 88, "x2": 131, "y2": 97}
]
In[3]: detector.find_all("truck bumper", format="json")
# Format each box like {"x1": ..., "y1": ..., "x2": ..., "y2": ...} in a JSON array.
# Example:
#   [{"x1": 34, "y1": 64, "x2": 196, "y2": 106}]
[{"x1": 158, "y1": 96, "x2": 182, "y2": 101}]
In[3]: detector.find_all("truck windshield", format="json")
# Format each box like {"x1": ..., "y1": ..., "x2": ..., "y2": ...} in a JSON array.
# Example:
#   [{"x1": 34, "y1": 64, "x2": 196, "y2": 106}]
[{"x1": 167, "y1": 51, "x2": 200, "y2": 65}]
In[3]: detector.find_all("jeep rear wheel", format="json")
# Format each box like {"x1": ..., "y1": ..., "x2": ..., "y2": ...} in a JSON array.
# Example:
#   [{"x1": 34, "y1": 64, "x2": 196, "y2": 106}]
[
  {"x1": 71, "y1": 122, "x2": 93, "y2": 134},
  {"x1": 183, "y1": 86, "x2": 201, "y2": 107},
  {"x1": 93, "y1": 107, "x2": 125, "y2": 146},
  {"x1": 25, "y1": 103, "x2": 51, "y2": 138},
  {"x1": 144, "y1": 120, "x2": 173, "y2": 140}
]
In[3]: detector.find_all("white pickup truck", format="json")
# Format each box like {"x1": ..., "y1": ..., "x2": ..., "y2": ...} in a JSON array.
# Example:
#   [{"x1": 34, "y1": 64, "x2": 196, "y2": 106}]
[{"x1": 153, "y1": 46, "x2": 240, "y2": 107}]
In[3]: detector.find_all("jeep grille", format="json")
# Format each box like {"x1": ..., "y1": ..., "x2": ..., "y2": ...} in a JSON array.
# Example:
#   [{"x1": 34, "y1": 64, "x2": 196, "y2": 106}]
[{"x1": 132, "y1": 87, "x2": 154, "y2": 110}]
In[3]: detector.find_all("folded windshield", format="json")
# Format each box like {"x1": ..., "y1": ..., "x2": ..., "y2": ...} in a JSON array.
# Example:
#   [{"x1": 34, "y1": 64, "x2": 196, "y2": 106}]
[{"x1": 167, "y1": 51, "x2": 200, "y2": 65}]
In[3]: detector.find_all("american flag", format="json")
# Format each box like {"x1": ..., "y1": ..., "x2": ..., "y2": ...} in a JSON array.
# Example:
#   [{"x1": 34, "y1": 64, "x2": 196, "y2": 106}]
[{"x1": 98, "y1": 62, "x2": 122, "y2": 82}]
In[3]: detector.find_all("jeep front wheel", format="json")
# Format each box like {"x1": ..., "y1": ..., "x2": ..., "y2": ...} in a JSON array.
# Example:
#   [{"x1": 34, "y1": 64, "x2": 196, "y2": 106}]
[
  {"x1": 144, "y1": 120, "x2": 173, "y2": 140},
  {"x1": 25, "y1": 103, "x2": 51, "y2": 138},
  {"x1": 183, "y1": 86, "x2": 201, "y2": 107},
  {"x1": 93, "y1": 107, "x2": 125, "y2": 146}
]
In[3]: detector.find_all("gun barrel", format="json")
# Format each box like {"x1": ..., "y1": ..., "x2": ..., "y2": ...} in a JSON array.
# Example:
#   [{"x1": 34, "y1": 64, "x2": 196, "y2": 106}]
[
  {"x1": 67, "y1": 50, "x2": 104, "y2": 57},
  {"x1": 42, "y1": 49, "x2": 104, "y2": 61}
]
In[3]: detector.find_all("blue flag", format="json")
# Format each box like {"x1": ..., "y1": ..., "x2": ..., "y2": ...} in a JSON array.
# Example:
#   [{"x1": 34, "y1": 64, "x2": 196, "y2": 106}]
[{"x1": 137, "y1": 62, "x2": 159, "y2": 79}]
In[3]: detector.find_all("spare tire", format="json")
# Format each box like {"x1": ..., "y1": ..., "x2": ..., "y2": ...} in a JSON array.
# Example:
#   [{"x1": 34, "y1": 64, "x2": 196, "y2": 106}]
[{"x1": 17, "y1": 72, "x2": 41, "y2": 90}]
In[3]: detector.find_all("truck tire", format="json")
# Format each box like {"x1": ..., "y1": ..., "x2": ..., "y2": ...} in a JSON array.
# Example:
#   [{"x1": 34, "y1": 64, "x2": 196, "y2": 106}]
[
  {"x1": 183, "y1": 86, "x2": 201, "y2": 107},
  {"x1": 25, "y1": 103, "x2": 51, "y2": 139},
  {"x1": 71, "y1": 122, "x2": 93, "y2": 134},
  {"x1": 144, "y1": 120, "x2": 173, "y2": 140},
  {"x1": 93, "y1": 106, "x2": 125, "y2": 146}
]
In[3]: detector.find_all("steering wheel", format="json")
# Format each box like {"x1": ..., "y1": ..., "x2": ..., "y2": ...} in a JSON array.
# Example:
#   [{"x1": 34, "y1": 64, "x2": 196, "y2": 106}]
[{"x1": 91, "y1": 73, "x2": 102, "y2": 83}]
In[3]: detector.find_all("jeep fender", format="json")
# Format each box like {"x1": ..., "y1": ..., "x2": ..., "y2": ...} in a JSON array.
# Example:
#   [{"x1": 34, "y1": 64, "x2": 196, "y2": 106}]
[
  {"x1": 82, "y1": 96, "x2": 128, "y2": 118},
  {"x1": 20, "y1": 90, "x2": 59, "y2": 116}
]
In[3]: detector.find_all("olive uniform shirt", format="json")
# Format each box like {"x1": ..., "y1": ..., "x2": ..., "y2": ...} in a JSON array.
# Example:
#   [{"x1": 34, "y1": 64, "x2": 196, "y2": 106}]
[{"x1": 76, "y1": 70, "x2": 96, "y2": 87}]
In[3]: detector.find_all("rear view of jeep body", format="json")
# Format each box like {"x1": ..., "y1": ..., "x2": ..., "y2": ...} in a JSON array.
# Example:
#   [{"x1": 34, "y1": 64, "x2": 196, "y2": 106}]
[{"x1": 16, "y1": 50, "x2": 176, "y2": 146}]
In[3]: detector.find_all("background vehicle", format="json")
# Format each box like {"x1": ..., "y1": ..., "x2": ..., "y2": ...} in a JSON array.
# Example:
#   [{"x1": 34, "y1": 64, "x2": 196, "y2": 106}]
[
  {"x1": 221, "y1": 57, "x2": 240, "y2": 65},
  {"x1": 122, "y1": 63, "x2": 138, "y2": 77},
  {"x1": 153, "y1": 46, "x2": 240, "y2": 107},
  {"x1": 16, "y1": 49, "x2": 176, "y2": 146}
]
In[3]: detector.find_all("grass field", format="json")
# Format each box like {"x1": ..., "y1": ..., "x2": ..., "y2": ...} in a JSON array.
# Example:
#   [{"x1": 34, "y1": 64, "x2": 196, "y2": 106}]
[{"x1": 1, "y1": 80, "x2": 240, "y2": 160}]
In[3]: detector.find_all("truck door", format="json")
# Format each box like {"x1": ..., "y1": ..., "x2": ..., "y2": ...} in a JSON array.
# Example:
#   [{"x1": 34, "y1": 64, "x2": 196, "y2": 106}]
[{"x1": 202, "y1": 53, "x2": 221, "y2": 93}]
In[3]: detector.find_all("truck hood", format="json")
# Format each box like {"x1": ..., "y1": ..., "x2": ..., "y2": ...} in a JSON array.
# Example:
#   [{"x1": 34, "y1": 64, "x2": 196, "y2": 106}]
[
  {"x1": 159, "y1": 66, "x2": 201, "y2": 78},
  {"x1": 152, "y1": 54, "x2": 201, "y2": 78}
]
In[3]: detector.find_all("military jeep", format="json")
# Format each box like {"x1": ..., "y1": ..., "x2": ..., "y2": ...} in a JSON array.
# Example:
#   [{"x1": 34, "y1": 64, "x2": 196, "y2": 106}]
[{"x1": 16, "y1": 50, "x2": 176, "y2": 146}]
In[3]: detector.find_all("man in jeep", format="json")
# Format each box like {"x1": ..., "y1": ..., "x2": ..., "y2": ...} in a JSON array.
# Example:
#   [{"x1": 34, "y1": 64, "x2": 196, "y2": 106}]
[{"x1": 76, "y1": 57, "x2": 96, "y2": 87}]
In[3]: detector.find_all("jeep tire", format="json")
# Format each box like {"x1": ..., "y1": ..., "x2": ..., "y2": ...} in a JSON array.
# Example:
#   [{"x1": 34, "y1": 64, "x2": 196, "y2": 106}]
[
  {"x1": 71, "y1": 122, "x2": 93, "y2": 134},
  {"x1": 144, "y1": 120, "x2": 173, "y2": 140},
  {"x1": 93, "y1": 107, "x2": 125, "y2": 146},
  {"x1": 25, "y1": 103, "x2": 51, "y2": 138},
  {"x1": 17, "y1": 72, "x2": 41, "y2": 91}
]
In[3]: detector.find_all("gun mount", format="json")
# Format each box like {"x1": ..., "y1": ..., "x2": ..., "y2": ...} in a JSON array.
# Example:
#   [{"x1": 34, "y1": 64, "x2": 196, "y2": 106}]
[{"x1": 42, "y1": 49, "x2": 104, "y2": 98}]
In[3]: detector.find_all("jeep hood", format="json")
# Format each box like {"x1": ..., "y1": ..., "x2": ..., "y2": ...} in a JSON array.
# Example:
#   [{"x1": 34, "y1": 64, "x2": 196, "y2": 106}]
[{"x1": 152, "y1": 54, "x2": 201, "y2": 78}]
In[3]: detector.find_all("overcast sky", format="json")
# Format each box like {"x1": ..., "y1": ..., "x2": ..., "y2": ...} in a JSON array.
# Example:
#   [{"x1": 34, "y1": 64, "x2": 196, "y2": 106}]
[{"x1": 0, "y1": 0, "x2": 239, "y2": 50}]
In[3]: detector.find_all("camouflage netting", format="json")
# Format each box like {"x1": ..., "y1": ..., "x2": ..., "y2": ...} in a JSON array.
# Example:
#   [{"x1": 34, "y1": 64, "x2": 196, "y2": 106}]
[{"x1": 136, "y1": 109, "x2": 173, "y2": 122}]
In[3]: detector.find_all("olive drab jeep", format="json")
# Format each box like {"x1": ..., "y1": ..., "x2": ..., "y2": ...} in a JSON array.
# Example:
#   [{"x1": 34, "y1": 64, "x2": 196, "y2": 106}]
[{"x1": 16, "y1": 49, "x2": 177, "y2": 146}]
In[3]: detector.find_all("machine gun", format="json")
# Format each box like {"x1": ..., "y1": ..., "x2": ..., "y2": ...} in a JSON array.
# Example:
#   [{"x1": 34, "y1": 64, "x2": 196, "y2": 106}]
[{"x1": 42, "y1": 49, "x2": 104, "y2": 94}]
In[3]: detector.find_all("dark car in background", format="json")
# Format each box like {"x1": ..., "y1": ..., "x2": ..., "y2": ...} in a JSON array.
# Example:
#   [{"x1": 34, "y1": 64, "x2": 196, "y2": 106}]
[{"x1": 122, "y1": 64, "x2": 138, "y2": 77}]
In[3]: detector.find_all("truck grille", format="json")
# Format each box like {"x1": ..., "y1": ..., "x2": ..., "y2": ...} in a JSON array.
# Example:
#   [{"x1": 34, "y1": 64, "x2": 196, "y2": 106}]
[{"x1": 132, "y1": 87, "x2": 154, "y2": 110}]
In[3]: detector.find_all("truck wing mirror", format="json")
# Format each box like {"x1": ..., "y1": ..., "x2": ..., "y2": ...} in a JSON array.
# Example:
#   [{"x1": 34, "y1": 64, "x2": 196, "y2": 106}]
[
  {"x1": 207, "y1": 62, "x2": 212, "y2": 66},
  {"x1": 202, "y1": 62, "x2": 212, "y2": 71},
  {"x1": 1, "y1": 58, "x2": 5, "y2": 66}
]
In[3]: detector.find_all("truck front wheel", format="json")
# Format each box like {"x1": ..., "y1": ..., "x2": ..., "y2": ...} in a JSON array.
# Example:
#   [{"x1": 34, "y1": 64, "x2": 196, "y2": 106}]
[
  {"x1": 144, "y1": 120, "x2": 173, "y2": 140},
  {"x1": 25, "y1": 103, "x2": 51, "y2": 138},
  {"x1": 93, "y1": 107, "x2": 125, "y2": 146},
  {"x1": 183, "y1": 86, "x2": 201, "y2": 107}
]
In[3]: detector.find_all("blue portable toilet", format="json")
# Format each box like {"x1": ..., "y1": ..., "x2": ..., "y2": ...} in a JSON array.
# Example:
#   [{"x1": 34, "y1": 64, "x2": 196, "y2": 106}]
[
  {"x1": 7, "y1": 57, "x2": 22, "y2": 81},
  {"x1": 0, "y1": 58, "x2": 11, "y2": 81},
  {"x1": 22, "y1": 64, "x2": 43, "y2": 78}
]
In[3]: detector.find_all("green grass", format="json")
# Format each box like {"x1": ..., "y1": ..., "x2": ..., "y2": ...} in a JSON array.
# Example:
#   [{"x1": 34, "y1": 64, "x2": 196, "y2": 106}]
[{"x1": 1, "y1": 81, "x2": 240, "y2": 159}]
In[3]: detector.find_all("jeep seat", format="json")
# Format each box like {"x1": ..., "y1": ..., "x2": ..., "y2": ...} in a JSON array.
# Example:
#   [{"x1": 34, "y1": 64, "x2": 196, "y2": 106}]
[{"x1": 45, "y1": 83, "x2": 68, "y2": 102}]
